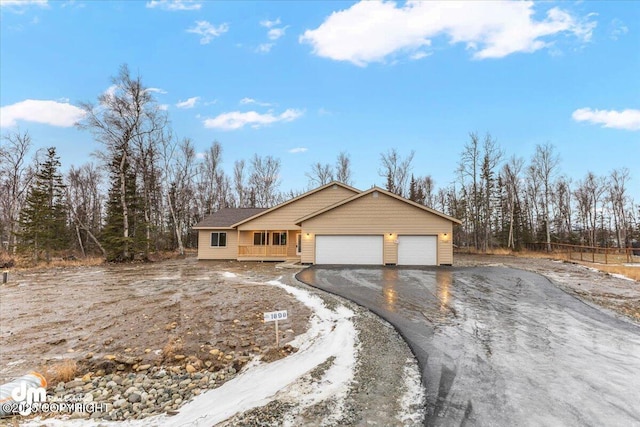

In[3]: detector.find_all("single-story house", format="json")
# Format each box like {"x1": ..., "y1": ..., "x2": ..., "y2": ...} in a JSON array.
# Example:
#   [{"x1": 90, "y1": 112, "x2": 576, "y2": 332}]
[{"x1": 193, "y1": 181, "x2": 461, "y2": 266}]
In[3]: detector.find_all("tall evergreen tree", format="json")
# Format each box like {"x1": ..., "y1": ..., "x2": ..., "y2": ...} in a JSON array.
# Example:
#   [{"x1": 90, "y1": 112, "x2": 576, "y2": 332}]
[
  {"x1": 18, "y1": 147, "x2": 68, "y2": 262},
  {"x1": 101, "y1": 146, "x2": 144, "y2": 261}
]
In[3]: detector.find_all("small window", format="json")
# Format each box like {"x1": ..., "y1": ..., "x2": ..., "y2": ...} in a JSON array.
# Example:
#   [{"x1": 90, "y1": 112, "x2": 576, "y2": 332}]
[
  {"x1": 272, "y1": 232, "x2": 287, "y2": 246},
  {"x1": 253, "y1": 232, "x2": 269, "y2": 246},
  {"x1": 210, "y1": 232, "x2": 227, "y2": 247}
]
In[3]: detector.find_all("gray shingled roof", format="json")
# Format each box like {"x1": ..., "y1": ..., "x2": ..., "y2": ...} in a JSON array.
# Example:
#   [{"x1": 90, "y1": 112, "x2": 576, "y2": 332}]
[{"x1": 193, "y1": 208, "x2": 267, "y2": 229}]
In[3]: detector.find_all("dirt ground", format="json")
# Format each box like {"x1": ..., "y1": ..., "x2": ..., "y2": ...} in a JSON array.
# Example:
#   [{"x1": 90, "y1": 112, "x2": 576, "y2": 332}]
[
  {"x1": 455, "y1": 253, "x2": 640, "y2": 323},
  {"x1": 0, "y1": 258, "x2": 312, "y2": 385}
]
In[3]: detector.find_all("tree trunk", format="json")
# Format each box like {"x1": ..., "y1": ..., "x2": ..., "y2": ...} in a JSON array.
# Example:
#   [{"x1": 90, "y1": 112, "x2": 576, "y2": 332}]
[
  {"x1": 167, "y1": 192, "x2": 184, "y2": 256},
  {"x1": 119, "y1": 152, "x2": 129, "y2": 259},
  {"x1": 76, "y1": 224, "x2": 86, "y2": 258}
]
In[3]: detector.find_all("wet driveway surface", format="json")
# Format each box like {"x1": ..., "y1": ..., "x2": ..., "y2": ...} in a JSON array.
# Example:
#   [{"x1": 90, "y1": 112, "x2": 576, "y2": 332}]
[{"x1": 296, "y1": 266, "x2": 640, "y2": 426}]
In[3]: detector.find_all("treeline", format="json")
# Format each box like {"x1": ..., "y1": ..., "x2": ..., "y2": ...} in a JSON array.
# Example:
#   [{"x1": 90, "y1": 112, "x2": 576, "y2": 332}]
[
  {"x1": 1, "y1": 65, "x2": 638, "y2": 263},
  {"x1": 375, "y1": 135, "x2": 639, "y2": 252}
]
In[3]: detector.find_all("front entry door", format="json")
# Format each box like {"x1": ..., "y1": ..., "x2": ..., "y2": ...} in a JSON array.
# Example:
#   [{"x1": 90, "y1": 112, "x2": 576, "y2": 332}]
[{"x1": 296, "y1": 233, "x2": 302, "y2": 255}]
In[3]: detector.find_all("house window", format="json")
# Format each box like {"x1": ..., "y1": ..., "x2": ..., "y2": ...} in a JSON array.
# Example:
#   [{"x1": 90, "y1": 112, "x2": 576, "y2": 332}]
[
  {"x1": 210, "y1": 232, "x2": 227, "y2": 247},
  {"x1": 272, "y1": 232, "x2": 287, "y2": 246},
  {"x1": 253, "y1": 232, "x2": 269, "y2": 246}
]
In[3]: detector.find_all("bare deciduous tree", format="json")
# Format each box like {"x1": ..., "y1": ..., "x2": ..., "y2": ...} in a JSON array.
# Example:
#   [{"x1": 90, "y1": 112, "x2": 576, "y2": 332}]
[
  {"x1": 531, "y1": 143, "x2": 559, "y2": 251},
  {"x1": 501, "y1": 156, "x2": 524, "y2": 249},
  {"x1": 233, "y1": 159, "x2": 247, "y2": 208},
  {"x1": 0, "y1": 130, "x2": 37, "y2": 254},
  {"x1": 306, "y1": 162, "x2": 334, "y2": 187},
  {"x1": 66, "y1": 163, "x2": 106, "y2": 257},
  {"x1": 609, "y1": 168, "x2": 631, "y2": 248},
  {"x1": 248, "y1": 155, "x2": 281, "y2": 208},
  {"x1": 458, "y1": 133, "x2": 481, "y2": 249},
  {"x1": 77, "y1": 64, "x2": 166, "y2": 260},
  {"x1": 379, "y1": 148, "x2": 414, "y2": 197},
  {"x1": 335, "y1": 152, "x2": 353, "y2": 185},
  {"x1": 162, "y1": 137, "x2": 197, "y2": 256},
  {"x1": 480, "y1": 134, "x2": 503, "y2": 250}
]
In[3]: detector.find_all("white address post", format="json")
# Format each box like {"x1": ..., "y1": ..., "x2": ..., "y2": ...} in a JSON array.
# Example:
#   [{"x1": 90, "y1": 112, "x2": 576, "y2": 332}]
[{"x1": 263, "y1": 310, "x2": 288, "y2": 347}]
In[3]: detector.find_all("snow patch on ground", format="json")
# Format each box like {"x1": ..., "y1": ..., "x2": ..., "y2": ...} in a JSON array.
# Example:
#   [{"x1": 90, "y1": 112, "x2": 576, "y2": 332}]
[
  {"x1": 276, "y1": 304, "x2": 358, "y2": 426},
  {"x1": 221, "y1": 271, "x2": 237, "y2": 278},
  {"x1": 165, "y1": 278, "x2": 358, "y2": 426},
  {"x1": 610, "y1": 273, "x2": 636, "y2": 282},
  {"x1": 397, "y1": 357, "x2": 425, "y2": 426},
  {"x1": 23, "y1": 277, "x2": 358, "y2": 427}
]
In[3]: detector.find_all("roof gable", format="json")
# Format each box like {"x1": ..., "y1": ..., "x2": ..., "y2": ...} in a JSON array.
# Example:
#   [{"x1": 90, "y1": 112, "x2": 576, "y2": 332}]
[
  {"x1": 231, "y1": 181, "x2": 361, "y2": 228},
  {"x1": 193, "y1": 208, "x2": 267, "y2": 229},
  {"x1": 295, "y1": 186, "x2": 462, "y2": 225}
]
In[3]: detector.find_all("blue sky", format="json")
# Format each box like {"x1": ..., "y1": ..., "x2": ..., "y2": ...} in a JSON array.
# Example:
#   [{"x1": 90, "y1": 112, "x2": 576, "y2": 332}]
[{"x1": 1, "y1": 0, "x2": 639, "y2": 199}]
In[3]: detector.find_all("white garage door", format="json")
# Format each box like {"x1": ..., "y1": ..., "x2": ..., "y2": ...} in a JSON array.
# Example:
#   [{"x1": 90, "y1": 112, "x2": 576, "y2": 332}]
[
  {"x1": 315, "y1": 235, "x2": 383, "y2": 265},
  {"x1": 398, "y1": 235, "x2": 437, "y2": 265}
]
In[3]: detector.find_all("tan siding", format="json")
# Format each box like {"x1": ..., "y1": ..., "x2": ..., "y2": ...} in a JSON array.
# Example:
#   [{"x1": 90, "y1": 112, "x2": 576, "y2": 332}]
[
  {"x1": 384, "y1": 234, "x2": 398, "y2": 264},
  {"x1": 238, "y1": 185, "x2": 356, "y2": 231},
  {"x1": 301, "y1": 192, "x2": 454, "y2": 265},
  {"x1": 301, "y1": 232, "x2": 314, "y2": 264},
  {"x1": 438, "y1": 224, "x2": 454, "y2": 264},
  {"x1": 238, "y1": 231, "x2": 252, "y2": 245},
  {"x1": 287, "y1": 231, "x2": 299, "y2": 258},
  {"x1": 197, "y1": 230, "x2": 237, "y2": 260}
]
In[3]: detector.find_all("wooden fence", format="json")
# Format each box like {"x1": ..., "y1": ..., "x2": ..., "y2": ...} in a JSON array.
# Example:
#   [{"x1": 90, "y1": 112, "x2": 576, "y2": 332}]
[{"x1": 524, "y1": 242, "x2": 640, "y2": 264}]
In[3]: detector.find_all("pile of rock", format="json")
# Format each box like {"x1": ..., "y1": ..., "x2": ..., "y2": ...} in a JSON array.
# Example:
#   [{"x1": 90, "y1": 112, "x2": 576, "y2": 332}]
[{"x1": 46, "y1": 348, "x2": 259, "y2": 421}]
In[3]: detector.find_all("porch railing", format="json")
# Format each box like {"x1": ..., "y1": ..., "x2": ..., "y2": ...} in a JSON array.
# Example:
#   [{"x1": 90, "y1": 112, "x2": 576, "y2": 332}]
[{"x1": 238, "y1": 244, "x2": 288, "y2": 257}]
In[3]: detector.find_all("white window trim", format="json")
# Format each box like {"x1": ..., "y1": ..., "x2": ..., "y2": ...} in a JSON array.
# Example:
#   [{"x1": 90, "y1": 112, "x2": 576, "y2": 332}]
[
  {"x1": 210, "y1": 231, "x2": 227, "y2": 248},
  {"x1": 272, "y1": 231, "x2": 287, "y2": 246}
]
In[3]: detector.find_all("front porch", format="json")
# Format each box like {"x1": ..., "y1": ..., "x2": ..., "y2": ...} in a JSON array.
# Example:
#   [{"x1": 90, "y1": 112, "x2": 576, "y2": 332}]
[{"x1": 237, "y1": 230, "x2": 301, "y2": 261}]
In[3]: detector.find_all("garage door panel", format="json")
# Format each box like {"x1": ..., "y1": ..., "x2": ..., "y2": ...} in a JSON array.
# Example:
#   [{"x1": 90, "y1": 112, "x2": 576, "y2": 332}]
[
  {"x1": 316, "y1": 235, "x2": 383, "y2": 265},
  {"x1": 398, "y1": 235, "x2": 437, "y2": 266}
]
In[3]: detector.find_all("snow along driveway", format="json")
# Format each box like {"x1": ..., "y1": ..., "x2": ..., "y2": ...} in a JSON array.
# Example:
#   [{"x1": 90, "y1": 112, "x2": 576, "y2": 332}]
[{"x1": 297, "y1": 266, "x2": 640, "y2": 426}]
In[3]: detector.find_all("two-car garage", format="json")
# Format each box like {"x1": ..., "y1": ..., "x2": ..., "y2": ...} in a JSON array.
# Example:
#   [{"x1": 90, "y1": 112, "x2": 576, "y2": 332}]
[
  {"x1": 297, "y1": 187, "x2": 460, "y2": 266},
  {"x1": 314, "y1": 235, "x2": 438, "y2": 266}
]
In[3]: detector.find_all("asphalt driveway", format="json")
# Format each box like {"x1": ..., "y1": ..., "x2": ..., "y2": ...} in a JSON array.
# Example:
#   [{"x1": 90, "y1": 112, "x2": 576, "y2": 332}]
[{"x1": 296, "y1": 266, "x2": 640, "y2": 426}]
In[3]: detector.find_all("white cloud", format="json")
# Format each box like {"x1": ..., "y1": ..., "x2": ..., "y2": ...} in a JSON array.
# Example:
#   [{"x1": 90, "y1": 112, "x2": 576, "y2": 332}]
[
  {"x1": 609, "y1": 18, "x2": 629, "y2": 40},
  {"x1": 1, "y1": 0, "x2": 48, "y2": 10},
  {"x1": 256, "y1": 43, "x2": 274, "y2": 53},
  {"x1": 176, "y1": 96, "x2": 200, "y2": 109},
  {"x1": 572, "y1": 108, "x2": 640, "y2": 131},
  {"x1": 187, "y1": 20, "x2": 229, "y2": 44},
  {"x1": 240, "y1": 97, "x2": 272, "y2": 107},
  {"x1": 268, "y1": 26, "x2": 288, "y2": 40},
  {"x1": 158, "y1": 104, "x2": 169, "y2": 111},
  {"x1": 410, "y1": 51, "x2": 431, "y2": 60},
  {"x1": 146, "y1": 87, "x2": 167, "y2": 94},
  {"x1": 104, "y1": 84, "x2": 118, "y2": 98},
  {"x1": 0, "y1": 99, "x2": 86, "y2": 128},
  {"x1": 195, "y1": 152, "x2": 206, "y2": 159},
  {"x1": 258, "y1": 17, "x2": 287, "y2": 51},
  {"x1": 288, "y1": 147, "x2": 308, "y2": 154},
  {"x1": 300, "y1": 1, "x2": 596, "y2": 66},
  {"x1": 260, "y1": 18, "x2": 281, "y2": 28},
  {"x1": 146, "y1": 0, "x2": 201, "y2": 11},
  {"x1": 203, "y1": 109, "x2": 304, "y2": 130}
]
